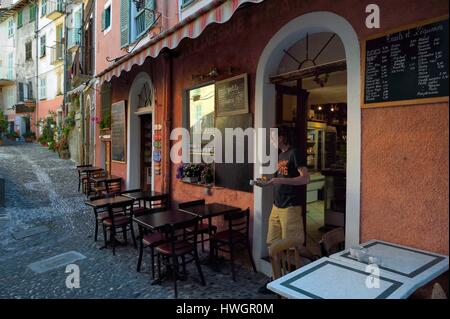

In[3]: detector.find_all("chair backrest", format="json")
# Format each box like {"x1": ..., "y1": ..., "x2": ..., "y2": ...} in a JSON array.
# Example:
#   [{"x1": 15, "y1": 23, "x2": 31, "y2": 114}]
[
  {"x1": 107, "y1": 199, "x2": 135, "y2": 224},
  {"x1": 225, "y1": 208, "x2": 250, "y2": 237},
  {"x1": 320, "y1": 227, "x2": 345, "y2": 257},
  {"x1": 431, "y1": 283, "x2": 447, "y2": 299},
  {"x1": 162, "y1": 217, "x2": 200, "y2": 254},
  {"x1": 178, "y1": 199, "x2": 205, "y2": 209},
  {"x1": 151, "y1": 194, "x2": 170, "y2": 213},
  {"x1": 105, "y1": 179, "x2": 122, "y2": 195},
  {"x1": 269, "y1": 237, "x2": 312, "y2": 279},
  {"x1": 77, "y1": 165, "x2": 92, "y2": 177}
]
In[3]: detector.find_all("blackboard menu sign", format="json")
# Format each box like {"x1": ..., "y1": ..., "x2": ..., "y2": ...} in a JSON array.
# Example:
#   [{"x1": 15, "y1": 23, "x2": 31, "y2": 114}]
[
  {"x1": 214, "y1": 113, "x2": 253, "y2": 193},
  {"x1": 111, "y1": 101, "x2": 126, "y2": 163},
  {"x1": 215, "y1": 74, "x2": 249, "y2": 116},
  {"x1": 363, "y1": 16, "x2": 449, "y2": 108}
]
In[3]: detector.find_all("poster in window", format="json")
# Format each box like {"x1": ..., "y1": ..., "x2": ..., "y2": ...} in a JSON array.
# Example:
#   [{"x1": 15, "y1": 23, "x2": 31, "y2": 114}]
[
  {"x1": 111, "y1": 100, "x2": 126, "y2": 163},
  {"x1": 215, "y1": 74, "x2": 249, "y2": 116}
]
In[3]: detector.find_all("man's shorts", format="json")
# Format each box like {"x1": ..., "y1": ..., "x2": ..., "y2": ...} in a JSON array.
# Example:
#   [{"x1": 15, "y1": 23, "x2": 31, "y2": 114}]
[{"x1": 266, "y1": 205, "x2": 304, "y2": 245}]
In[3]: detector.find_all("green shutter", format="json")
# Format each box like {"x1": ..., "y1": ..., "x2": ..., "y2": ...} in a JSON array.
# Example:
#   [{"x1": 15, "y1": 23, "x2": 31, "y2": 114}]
[
  {"x1": 145, "y1": 0, "x2": 156, "y2": 29},
  {"x1": 120, "y1": 0, "x2": 129, "y2": 47},
  {"x1": 101, "y1": 10, "x2": 105, "y2": 31}
]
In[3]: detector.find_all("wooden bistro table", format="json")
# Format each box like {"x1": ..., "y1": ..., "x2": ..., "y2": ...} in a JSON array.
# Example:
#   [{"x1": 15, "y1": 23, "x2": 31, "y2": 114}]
[
  {"x1": 267, "y1": 240, "x2": 449, "y2": 299},
  {"x1": 85, "y1": 195, "x2": 135, "y2": 249},
  {"x1": 133, "y1": 210, "x2": 198, "y2": 284},
  {"x1": 78, "y1": 167, "x2": 103, "y2": 194},
  {"x1": 178, "y1": 203, "x2": 241, "y2": 264},
  {"x1": 89, "y1": 174, "x2": 122, "y2": 196}
]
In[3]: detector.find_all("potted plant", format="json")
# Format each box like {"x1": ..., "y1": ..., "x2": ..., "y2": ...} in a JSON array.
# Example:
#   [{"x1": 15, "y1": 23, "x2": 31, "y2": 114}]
[
  {"x1": 58, "y1": 138, "x2": 70, "y2": 159},
  {"x1": 22, "y1": 131, "x2": 36, "y2": 143},
  {"x1": 200, "y1": 164, "x2": 214, "y2": 184},
  {"x1": 0, "y1": 111, "x2": 8, "y2": 146},
  {"x1": 181, "y1": 163, "x2": 203, "y2": 183},
  {"x1": 6, "y1": 131, "x2": 19, "y2": 142}
]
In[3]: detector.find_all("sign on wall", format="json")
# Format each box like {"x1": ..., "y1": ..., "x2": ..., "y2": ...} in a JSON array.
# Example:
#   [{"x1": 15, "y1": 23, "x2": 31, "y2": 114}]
[
  {"x1": 362, "y1": 16, "x2": 449, "y2": 108},
  {"x1": 111, "y1": 101, "x2": 127, "y2": 163},
  {"x1": 215, "y1": 73, "x2": 249, "y2": 116}
]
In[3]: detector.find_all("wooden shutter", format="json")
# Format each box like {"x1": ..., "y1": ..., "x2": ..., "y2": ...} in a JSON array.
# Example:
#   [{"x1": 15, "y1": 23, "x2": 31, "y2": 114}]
[
  {"x1": 28, "y1": 81, "x2": 33, "y2": 100},
  {"x1": 120, "y1": 0, "x2": 129, "y2": 47},
  {"x1": 145, "y1": 0, "x2": 156, "y2": 29},
  {"x1": 101, "y1": 10, "x2": 105, "y2": 31},
  {"x1": 18, "y1": 83, "x2": 24, "y2": 101}
]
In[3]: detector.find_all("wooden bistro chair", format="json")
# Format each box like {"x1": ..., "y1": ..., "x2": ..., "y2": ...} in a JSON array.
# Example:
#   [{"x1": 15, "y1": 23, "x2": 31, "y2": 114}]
[
  {"x1": 155, "y1": 217, "x2": 205, "y2": 299},
  {"x1": 102, "y1": 178, "x2": 122, "y2": 197},
  {"x1": 178, "y1": 199, "x2": 217, "y2": 253},
  {"x1": 319, "y1": 227, "x2": 345, "y2": 257},
  {"x1": 88, "y1": 195, "x2": 111, "y2": 242},
  {"x1": 210, "y1": 208, "x2": 257, "y2": 281},
  {"x1": 135, "y1": 202, "x2": 171, "y2": 279},
  {"x1": 77, "y1": 165, "x2": 92, "y2": 192},
  {"x1": 269, "y1": 237, "x2": 317, "y2": 280},
  {"x1": 102, "y1": 199, "x2": 137, "y2": 255},
  {"x1": 85, "y1": 170, "x2": 106, "y2": 197}
]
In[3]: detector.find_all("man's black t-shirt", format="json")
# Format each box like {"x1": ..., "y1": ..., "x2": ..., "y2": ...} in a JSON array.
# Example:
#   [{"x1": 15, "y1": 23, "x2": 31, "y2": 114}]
[{"x1": 273, "y1": 148, "x2": 304, "y2": 208}]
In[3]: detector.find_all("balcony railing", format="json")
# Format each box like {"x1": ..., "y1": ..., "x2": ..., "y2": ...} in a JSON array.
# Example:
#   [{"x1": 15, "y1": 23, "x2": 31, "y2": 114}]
[
  {"x1": 67, "y1": 27, "x2": 81, "y2": 51},
  {"x1": 0, "y1": 70, "x2": 15, "y2": 86},
  {"x1": 47, "y1": 0, "x2": 65, "y2": 20},
  {"x1": 135, "y1": 10, "x2": 147, "y2": 37},
  {"x1": 50, "y1": 44, "x2": 64, "y2": 65}
]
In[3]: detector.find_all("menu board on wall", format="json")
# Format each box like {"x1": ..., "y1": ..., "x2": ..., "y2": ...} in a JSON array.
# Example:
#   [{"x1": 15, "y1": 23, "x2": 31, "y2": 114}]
[
  {"x1": 111, "y1": 101, "x2": 126, "y2": 163},
  {"x1": 215, "y1": 74, "x2": 249, "y2": 116},
  {"x1": 363, "y1": 16, "x2": 449, "y2": 108}
]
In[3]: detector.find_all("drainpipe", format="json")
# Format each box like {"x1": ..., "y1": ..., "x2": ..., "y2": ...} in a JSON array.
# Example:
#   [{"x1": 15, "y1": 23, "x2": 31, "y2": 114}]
[
  {"x1": 162, "y1": 52, "x2": 172, "y2": 195},
  {"x1": 34, "y1": 1, "x2": 39, "y2": 135},
  {"x1": 80, "y1": 3, "x2": 85, "y2": 165}
]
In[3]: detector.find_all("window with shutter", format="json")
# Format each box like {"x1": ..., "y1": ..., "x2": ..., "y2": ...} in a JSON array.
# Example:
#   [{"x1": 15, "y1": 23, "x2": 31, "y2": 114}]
[
  {"x1": 120, "y1": 0, "x2": 129, "y2": 47},
  {"x1": 101, "y1": 10, "x2": 105, "y2": 31},
  {"x1": 145, "y1": 0, "x2": 156, "y2": 30},
  {"x1": 28, "y1": 81, "x2": 33, "y2": 100},
  {"x1": 25, "y1": 41, "x2": 33, "y2": 61},
  {"x1": 29, "y1": 4, "x2": 36, "y2": 22},
  {"x1": 19, "y1": 83, "x2": 24, "y2": 102},
  {"x1": 40, "y1": 35, "x2": 46, "y2": 57}
]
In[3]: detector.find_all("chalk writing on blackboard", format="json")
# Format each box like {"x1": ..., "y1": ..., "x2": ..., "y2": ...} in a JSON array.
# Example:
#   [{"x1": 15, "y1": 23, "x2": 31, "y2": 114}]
[
  {"x1": 111, "y1": 101, "x2": 126, "y2": 162},
  {"x1": 215, "y1": 74, "x2": 249, "y2": 116},
  {"x1": 363, "y1": 16, "x2": 449, "y2": 108}
]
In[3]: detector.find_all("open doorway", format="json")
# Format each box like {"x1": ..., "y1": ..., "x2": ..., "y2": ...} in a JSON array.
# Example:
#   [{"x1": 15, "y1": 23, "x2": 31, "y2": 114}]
[{"x1": 274, "y1": 32, "x2": 348, "y2": 255}]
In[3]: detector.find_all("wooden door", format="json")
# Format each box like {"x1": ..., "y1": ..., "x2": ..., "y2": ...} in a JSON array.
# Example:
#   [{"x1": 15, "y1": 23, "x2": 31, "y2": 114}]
[
  {"x1": 276, "y1": 84, "x2": 310, "y2": 244},
  {"x1": 141, "y1": 115, "x2": 152, "y2": 191}
]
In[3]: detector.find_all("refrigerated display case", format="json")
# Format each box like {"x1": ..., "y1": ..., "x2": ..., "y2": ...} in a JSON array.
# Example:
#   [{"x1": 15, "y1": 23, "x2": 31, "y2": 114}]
[{"x1": 306, "y1": 121, "x2": 326, "y2": 203}]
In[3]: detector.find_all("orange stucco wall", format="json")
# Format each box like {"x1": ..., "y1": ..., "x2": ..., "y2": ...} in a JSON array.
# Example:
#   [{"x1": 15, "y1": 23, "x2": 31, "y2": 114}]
[
  {"x1": 361, "y1": 104, "x2": 449, "y2": 254},
  {"x1": 95, "y1": 0, "x2": 449, "y2": 254},
  {"x1": 36, "y1": 96, "x2": 63, "y2": 121}
]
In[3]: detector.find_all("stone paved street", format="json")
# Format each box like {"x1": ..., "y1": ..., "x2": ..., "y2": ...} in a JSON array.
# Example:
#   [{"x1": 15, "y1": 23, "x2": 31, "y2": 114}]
[{"x1": 0, "y1": 143, "x2": 270, "y2": 299}]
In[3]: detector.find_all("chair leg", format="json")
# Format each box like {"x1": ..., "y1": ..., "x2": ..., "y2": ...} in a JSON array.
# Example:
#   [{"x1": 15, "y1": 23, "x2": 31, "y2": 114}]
[
  {"x1": 157, "y1": 252, "x2": 161, "y2": 281},
  {"x1": 78, "y1": 178, "x2": 81, "y2": 192},
  {"x1": 111, "y1": 228, "x2": 116, "y2": 256},
  {"x1": 102, "y1": 225, "x2": 108, "y2": 248},
  {"x1": 94, "y1": 219, "x2": 98, "y2": 242},
  {"x1": 130, "y1": 224, "x2": 137, "y2": 248},
  {"x1": 201, "y1": 233, "x2": 205, "y2": 252},
  {"x1": 151, "y1": 247, "x2": 155, "y2": 279},
  {"x1": 173, "y1": 255, "x2": 179, "y2": 299},
  {"x1": 194, "y1": 251, "x2": 206, "y2": 286},
  {"x1": 230, "y1": 246, "x2": 236, "y2": 282},
  {"x1": 122, "y1": 226, "x2": 128, "y2": 244},
  {"x1": 137, "y1": 238, "x2": 144, "y2": 272},
  {"x1": 247, "y1": 240, "x2": 257, "y2": 273}
]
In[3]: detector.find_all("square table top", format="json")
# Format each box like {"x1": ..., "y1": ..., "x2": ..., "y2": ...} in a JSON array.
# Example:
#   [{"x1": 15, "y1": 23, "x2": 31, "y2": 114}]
[
  {"x1": 330, "y1": 240, "x2": 449, "y2": 291},
  {"x1": 78, "y1": 166, "x2": 103, "y2": 172},
  {"x1": 84, "y1": 195, "x2": 132, "y2": 209},
  {"x1": 133, "y1": 210, "x2": 196, "y2": 231},
  {"x1": 178, "y1": 203, "x2": 241, "y2": 219},
  {"x1": 267, "y1": 257, "x2": 416, "y2": 299},
  {"x1": 123, "y1": 191, "x2": 168, "y2": 201},
  {"x1": 91, "y1": 175, "x2": 122, "y2": 183}
]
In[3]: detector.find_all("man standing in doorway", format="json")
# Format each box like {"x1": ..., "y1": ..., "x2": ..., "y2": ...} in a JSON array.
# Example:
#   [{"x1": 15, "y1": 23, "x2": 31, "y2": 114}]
[{"x1": 258, "y1": 125, "x2": 310, "y2": 293}]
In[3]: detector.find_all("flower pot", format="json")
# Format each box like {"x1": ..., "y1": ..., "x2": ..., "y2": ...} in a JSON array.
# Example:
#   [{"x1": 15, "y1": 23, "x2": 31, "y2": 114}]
[
  {"x1": 24, "y1": 137, "x2": 33, "y2": 143},
  {"x1": 182, "y1": 177, "x2": 199, "y2": 183},
  {"x1": 7, "y1": 136, "x2": 17, "y2": 142},
  {"x1": 0, "y1": 139, "x2": 3, "y2": 146},
  {"x1": 59, "y1": 149, "x2": 70, "y2": 160}
]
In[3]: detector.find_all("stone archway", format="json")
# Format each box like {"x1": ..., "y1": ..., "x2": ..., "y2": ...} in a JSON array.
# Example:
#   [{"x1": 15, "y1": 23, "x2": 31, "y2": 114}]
[{"x1": 253, "y1": 11, "x2": 361, "y2": 274}]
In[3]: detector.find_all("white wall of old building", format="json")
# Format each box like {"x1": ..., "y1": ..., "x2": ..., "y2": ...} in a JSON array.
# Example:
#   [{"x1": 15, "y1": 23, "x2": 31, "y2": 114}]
[{"x1": 36, "y1": 0, "x2": 64, "y2": 102}]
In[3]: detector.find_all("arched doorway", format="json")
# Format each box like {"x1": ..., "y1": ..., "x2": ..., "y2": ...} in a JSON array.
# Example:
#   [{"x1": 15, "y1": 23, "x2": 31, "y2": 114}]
[
  {"x1": 127, "y1": 72, "x2": 155, "y2": 190},
  {"x1": 253, "y1": 12, "x2": 361, "y2": 274}
]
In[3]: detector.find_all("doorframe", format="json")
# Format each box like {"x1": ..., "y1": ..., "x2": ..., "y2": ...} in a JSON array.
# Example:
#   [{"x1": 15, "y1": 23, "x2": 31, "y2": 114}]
[
  {"x1": 127, "y1": 71, "x2": 155, "y2": 191},
  {"x1": 253, "y1": 11, "x2": 361, "y2": 275}
]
